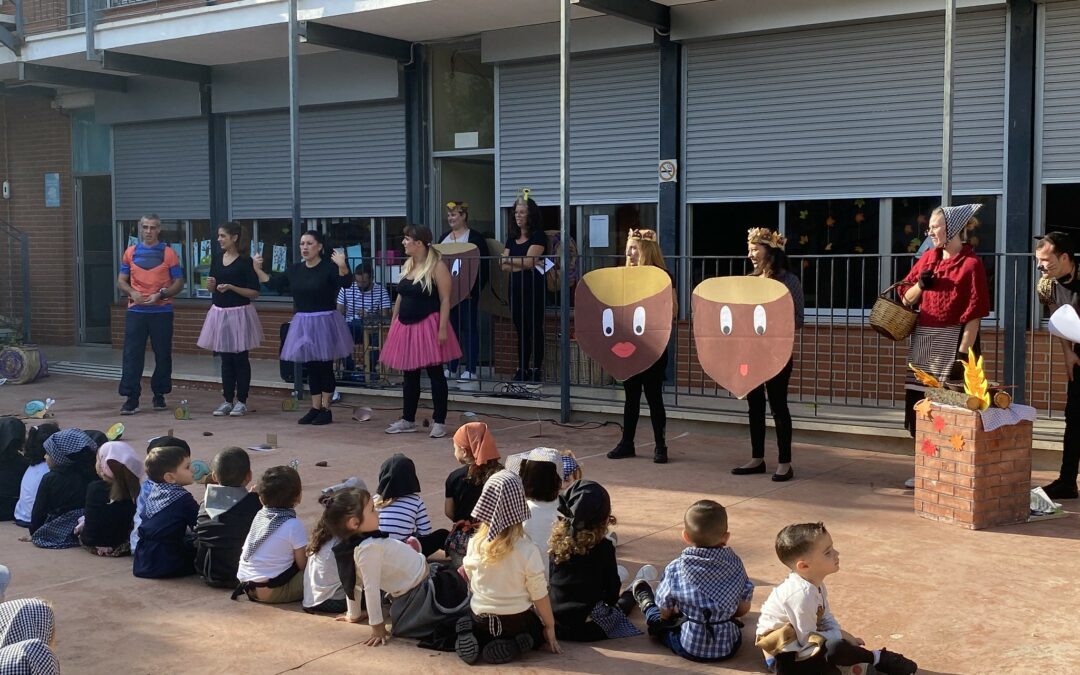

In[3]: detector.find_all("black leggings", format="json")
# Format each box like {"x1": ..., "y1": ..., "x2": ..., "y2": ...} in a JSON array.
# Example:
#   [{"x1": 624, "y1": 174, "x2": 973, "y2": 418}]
[
  {"x1": 774, "y1": 638, "x2": 876, "y2": 675},
  {"x1": 747, "y1": 359, "x2": 793, "y2": 464},
  {"x1": 510, "y1": 291, "x2": 545, "y2": 373},
  {"x1": 219, "y1": 351, "x2": 251, "y2": 403},
  {"x1": 467, "y1": 608, "x2": 545, "y2": 652},
  {"x1": 306, "y1": 361, "x2": 336, "y2": 397},
  {"x1": 402, "y1": 365, "x2": 448, "y2": 424},
  {"x1": 417, "y1": 529, "x2": 450, "y2": 557},
  {"x1": 621, "y1": 351, "x2": 668, "y2": 447}
]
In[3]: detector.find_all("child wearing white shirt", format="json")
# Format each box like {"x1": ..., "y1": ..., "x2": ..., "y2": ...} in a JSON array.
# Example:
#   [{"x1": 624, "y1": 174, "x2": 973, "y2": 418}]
[
  {"x1": 755, "y1": 522, "x2": 917, "y2": 675},
  {"x1": 234, "y1": 466, "x2": 308, "y2": 604}
]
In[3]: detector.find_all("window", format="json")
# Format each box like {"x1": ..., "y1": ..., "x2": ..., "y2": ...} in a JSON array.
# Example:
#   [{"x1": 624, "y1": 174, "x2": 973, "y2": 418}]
[
  {"x1": 117, "y1": 219, "x2": 209, "y2": 299},
  {"x1": 430, "y1": 45, "x2": 494, "y2": 152},
  {"x1": 690, "y1": 202, "x2": 777, "y2": 288},
  {"x1": 785, "y1": 198, "x2": 880, "y2": 312},
  {"x1": 579, "y1": 203, "x2": 658, "y2": 272}
]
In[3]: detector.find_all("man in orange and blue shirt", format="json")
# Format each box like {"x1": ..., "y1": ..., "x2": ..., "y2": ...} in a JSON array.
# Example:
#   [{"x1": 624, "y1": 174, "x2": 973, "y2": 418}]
[{"x1": 117, "y1": 214, "x2": 185, "y2": 415}]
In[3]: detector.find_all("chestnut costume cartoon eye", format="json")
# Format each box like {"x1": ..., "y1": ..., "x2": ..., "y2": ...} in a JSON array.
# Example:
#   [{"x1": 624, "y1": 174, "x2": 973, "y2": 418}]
[
  {"x1": 754, "y1": 305, "x2": 767, "y2": 335},
  {"x1": 602, "y1": 309, "x2": 615, "y2": 337},
  {"x1": 633, "y1": 307, "x2": 646, "y2": 336},
  {"x1": 430, "y1": 242, "x2": 479, "y2": 309},
  {"x1": 720, "y1": 306, "x2": 733, "y2": 335}
]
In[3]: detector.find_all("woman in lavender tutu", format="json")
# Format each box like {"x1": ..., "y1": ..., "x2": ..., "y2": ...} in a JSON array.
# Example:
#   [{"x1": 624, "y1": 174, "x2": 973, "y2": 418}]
[
  {"x1": 254, "y1": 230, "x2": 353, "y2": 425},
  {"x1": 382, "y1": 225, "x2": 461, "y2": 439},
  {"x1": 197, "y1": 221, "x2": 262, "y2": 417}
]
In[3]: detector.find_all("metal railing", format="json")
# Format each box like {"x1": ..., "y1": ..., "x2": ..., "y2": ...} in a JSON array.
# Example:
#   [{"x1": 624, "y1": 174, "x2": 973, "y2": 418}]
[
  {"x1": 339, "y1": 251, "x2": 1064, "y2": 420},
  {"x1": 20, "y1": 0, "x2": 238, "y2": 35},
  {"x1": 0, "y1": 219, "x2": 31, "y2": 343}
]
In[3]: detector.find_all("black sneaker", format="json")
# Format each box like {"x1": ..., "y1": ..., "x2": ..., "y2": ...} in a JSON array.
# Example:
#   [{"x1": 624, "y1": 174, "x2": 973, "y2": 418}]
[
  {"x1": 1043, "y1": 479, "x2": 1079, "y2": 500},
  {"x1": 616, "y1": 589, "x2": 636, "y2": 616},
  {"x1": 876, "y1": 649, "x2": 918, "y2": 675},
  {"x1": 454, "y1": 616, "x2": 479, "y2": 665},
  {"x1": 607, "y1": 443, "x2": 636, "y2": 460},
  {"x1": 481, "y1": 633, "x2": 534, "y2": 665},
  {"x1": 653, "y1": 445, "x2": 668, "y2": 464},
  {"x1": 529, "y1": 368, "x2": 543, "y2": 383},
  {"x1": 632, "y1": 579, "x2": 656, "y2": 613},
  {"x1": 120, "y1": 397, "x2": 140, "y2": 415},
  {"x1": 311, "y1": 408, "x2": 333, "y2": 426},
  {"x1": 297, "y1": 408, "x2": 321, "y2": 425},
  {"x1": 152, "y1": 395, "x2": 167, "y2": 411}
]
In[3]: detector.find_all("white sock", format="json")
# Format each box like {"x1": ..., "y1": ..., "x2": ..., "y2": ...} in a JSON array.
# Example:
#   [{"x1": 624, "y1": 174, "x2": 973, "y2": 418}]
[{"x1": 872, "y1": 650, "x2": 881, "y2": 665}]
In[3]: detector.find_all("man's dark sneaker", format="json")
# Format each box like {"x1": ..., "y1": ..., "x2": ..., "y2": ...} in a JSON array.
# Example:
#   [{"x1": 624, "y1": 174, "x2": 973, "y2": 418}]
[
  {"x1": 632, "y1": 579, "x2": 657, "y2": 613},
  {"x1": 120, "y1": 397, "x2": 140, "y2": 415},
  {"x1": 653, "y1": 445, "x2": 668, "y2": 464},
  {"x1": 297, "y1": 408, "x2": 321, "y2": 425},
  {"x1": 152, "y1": 395, "x2": 167, "y2": 411},
  {"x1": 875, "y1": 648, "x2": 918, "y2": 675},
  {"x1": 607, "y1": 443, "x2": 636, "y2": 460},
  {"x1": 1043, "y1": 479, "x2": 1079, "y2": 500},
  {"x1": 481, "y1": 633, "x2": 534, "y2": 664},
  {"x1": 454, "y1": 616, "x2": 479, "y2": 664},
  {"x1": 311, "y1": 408, "x2": 333, "y2": 426}
]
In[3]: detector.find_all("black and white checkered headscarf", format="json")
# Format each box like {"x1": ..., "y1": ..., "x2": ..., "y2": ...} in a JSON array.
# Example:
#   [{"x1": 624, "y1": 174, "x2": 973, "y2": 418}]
[
  {"x1": 241, "y1": 507, "x2": 297, "y2": 561},
  {"x1": 470, "y1": 470, "x2": 529, "y2": 542},
  {"x1": 42, "y1": 429, "x2": 95, "y2": 467},
  {"x1": 0, "y1": 639, "x2": 58, "y2": 675},
  {"x1": 941, "y1": 203, "x2": 982, "y2": 241},
  {"x1": 0, "y1": 599, "x2": 57, "y2": 675}
]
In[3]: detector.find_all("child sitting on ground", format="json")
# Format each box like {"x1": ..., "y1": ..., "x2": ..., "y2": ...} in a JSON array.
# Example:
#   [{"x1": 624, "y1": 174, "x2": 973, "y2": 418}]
[
  {"x1": 456, "y1": 470, "x2": 560, "y2": 665},
  {"x1": 84, "y1": 430, "x2": 109, "y2": 450},
  {"x1": 327, "y1": 487, "x2": 469, "y2": 642},
  {"x1": 549, "y1": 479, "x2": 645, "y2": 642},
  {"x1": 0, "y1": 418, "x2": 27, "y2": 522},
  {"x1": 632, "y1": 500, "x2": 753, "y2": 663},
  {"x1": 133, "y1": 446, "x2": 198, "y2": 578},
  {"x1": 444, "y1": 422, "x2": 502, "y2": 566},
  {"x1": 13, "y1": 423, "x2": 57, "y2": 528},
  {"x1": 303, "y1": 479, "x2": 370, "y2": 614},
  {"x1": 28, "y1": 428, "x2": 99, "y2": 549},
  {"x1": 79, "y1": 441, "x2": 143, "y2": 557},
  {"x1": 376, "y1": 454, "x2": 447, "y2": 557},
  {"x1": 195, "y1": 447, "x2": 262, "y2": 588},
  {"x1": 755, "y1": 522, "x2": 918, "y2": 675},
  {"x1": 511, "y1": 448, "x2": 563, "y2": 559},
  {"x1": 133, "y1": 435, "x2": 192, "y2": 554},
  {"x1": 234, "y1": 466, "x2": 307, "y2": 603},
  {"x1": 0, "y1": 598, "x2": 59, "y2": 674}
]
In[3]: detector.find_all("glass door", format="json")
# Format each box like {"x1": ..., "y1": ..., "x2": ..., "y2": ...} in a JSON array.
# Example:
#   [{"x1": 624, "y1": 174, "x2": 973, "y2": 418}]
[{"x1": 76, "y1": 175, "x2": 114, "y2": 343}]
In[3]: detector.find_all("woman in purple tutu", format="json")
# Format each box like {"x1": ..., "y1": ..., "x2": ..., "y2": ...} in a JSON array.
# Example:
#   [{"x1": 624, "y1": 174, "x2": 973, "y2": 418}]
[
  {"x1": 254, "y1": 230, "x2": 353, "y2": 425},
  {"x1": 381, "y1": 225, "x2": 461, "y2": 439},
  {"x1": 197, "y1": 221, "x2": 262, "y2": 417}
]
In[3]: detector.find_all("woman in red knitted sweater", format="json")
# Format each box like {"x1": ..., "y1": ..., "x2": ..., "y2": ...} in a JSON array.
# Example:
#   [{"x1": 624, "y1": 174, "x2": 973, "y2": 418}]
[{"x1": 898, "y1": 204, "x2": 990, "y2": 437}]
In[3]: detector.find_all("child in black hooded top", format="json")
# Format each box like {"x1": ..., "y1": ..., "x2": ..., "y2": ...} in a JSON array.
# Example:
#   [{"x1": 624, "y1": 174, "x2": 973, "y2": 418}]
[
  {"x1": 28, "y1": 428, "x2": 99, "y2": 549},
  {"x1": 0, "y1": 418, "x2": 27, "y2": 521}
]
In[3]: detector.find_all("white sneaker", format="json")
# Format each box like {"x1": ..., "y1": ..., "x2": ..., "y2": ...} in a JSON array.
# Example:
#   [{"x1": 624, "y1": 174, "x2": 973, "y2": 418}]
[
  {"x1": 331, "y1": 391, "x2": 342, "y2": 404},
  {"x1": 457, "y1": 370, "x2": 476, "y2": 382},
  {"x1": 229, "y1": 402, "x2": 248, "y2": 416},
  {"x1": 429, "y1": 423, "x2": 447, "y2": 439},
  {"x1": 634, "y1": 564, "x2": 659, "y2": 584},
  {"x1": 904, "y1": 477, "x2": 916, "y2": 489},
  {"x1": 617, "y1": 565, "x2": 629, "y2": 584},
  {"x1": 212, "y1": 401, "x2": 233, "y2": 416},
  {"x1": 385, "y1": 419, "x2": 417, "y2": 434},
  {"x1": 443, "y1": 368, "x2": 452, "y2": 379}
]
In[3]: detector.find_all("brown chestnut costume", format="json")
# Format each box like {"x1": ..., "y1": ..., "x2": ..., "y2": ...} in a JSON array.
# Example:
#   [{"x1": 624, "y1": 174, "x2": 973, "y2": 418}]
[{"x1": 431, "y1": 242, "x2": 479, "y2": 309}]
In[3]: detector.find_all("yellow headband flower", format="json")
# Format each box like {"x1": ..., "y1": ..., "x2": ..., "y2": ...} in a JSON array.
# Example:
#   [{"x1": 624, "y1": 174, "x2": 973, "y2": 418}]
[
  {"x1": 446, "y1": 201, "x2": 469, "y2": 211},
  {"x1": 747, "y1": 227, "x2": 787, "y2": 251}
]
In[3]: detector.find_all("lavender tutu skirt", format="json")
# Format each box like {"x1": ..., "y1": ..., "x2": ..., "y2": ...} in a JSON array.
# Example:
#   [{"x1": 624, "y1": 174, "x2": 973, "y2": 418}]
[
  {"x1": 197, "y1": 304, "x2": 263, "y2": 353},
  {"x1": 380, "y1": 314, "x2": 462, "y2": 371},
  {"x1": 280, "y1": 310, "x2": 353, "y2": 362}
]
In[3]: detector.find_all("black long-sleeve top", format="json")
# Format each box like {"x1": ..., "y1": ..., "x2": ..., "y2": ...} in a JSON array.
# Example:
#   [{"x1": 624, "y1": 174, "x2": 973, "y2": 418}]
[
  {"x1": 29, "y1": 457, "x2": 97, "y2": 534},
  {"x1": 80, "y1": 480, "x2": 136, "y2": 547},
  {"x1": 265, "y1": 258, "x2": 352, "y2": 312},
  {"x1": 549, "y1": 537, "x2": 621, "y2": 638}
]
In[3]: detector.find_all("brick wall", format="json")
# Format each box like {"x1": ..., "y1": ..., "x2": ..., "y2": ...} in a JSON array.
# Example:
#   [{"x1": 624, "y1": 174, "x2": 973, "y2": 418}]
[
  {"x1": 0, "y1": 98, "x2": 76, "y2": 346},
  {"x1": 110, "y1": 302, "x2": 294, "y2": 360}
]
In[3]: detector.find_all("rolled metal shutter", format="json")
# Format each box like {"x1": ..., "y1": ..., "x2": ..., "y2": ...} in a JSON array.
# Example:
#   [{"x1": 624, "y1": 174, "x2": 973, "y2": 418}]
[
  {"x1": 498, "y1": 48, "x2": 660, "y2": 207},
  {"x1": 1042, "y1": 1, "x2": 1080, "y2": 183},
  {"x1": 113, "y1": 118, "x2": 210, "y2": 220},
  {"x1": 228, "y1": 102, "x2": 407, "y2": 219},
  {"x1": 684, "y1": 9, "x2": 1006, "y2": 202}
]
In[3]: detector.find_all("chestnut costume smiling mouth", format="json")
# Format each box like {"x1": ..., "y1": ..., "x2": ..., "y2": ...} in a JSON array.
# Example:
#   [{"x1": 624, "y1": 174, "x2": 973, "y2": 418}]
[{"x1": 612, "y1": 342, "x2": 637, "y2": 358}]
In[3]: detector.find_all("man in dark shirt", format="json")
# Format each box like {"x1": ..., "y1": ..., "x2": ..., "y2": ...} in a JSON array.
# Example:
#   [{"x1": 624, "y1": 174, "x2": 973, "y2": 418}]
[{"x1": 1035, "y1": 232, "x2": 1080, "y2": 500}]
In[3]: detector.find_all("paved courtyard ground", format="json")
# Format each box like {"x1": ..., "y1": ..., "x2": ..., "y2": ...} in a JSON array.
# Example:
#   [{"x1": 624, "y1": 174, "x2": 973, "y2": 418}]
[{"x1": 1, "y1": 374, "x2": 1076, "y2": 674}]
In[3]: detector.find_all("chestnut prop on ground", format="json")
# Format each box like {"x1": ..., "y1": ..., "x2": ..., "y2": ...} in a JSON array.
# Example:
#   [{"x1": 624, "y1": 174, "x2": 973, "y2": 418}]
[
  {"x1": 431, "y1": 242, "x2": 479, "y2": 309},
  {"x1": 692, "y1": 276, "x2": 794, "y2": 399},
  {"x1": 574, "y1": 266, "x2": 673, "y2": 381}
]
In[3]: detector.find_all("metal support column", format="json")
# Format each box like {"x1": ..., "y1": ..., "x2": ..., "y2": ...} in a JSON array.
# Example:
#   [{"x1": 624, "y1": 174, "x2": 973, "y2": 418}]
[
  {"x1": 658, "y1": 35, "x2": 680, "y2": 385},
  {"x1": 288, "y1": 0, "x2": 304, "y2": 397},
  {"x1": 1003, "y1": 0, "x2": 1037, "y2": 403},
  {"x1": 404, "y1": 46, "x2": 428, "y2": 227},
  {"x1": 558, "y1": 0, "x2": 572, "y2": 422},
  {"x1": 941, "y1": 0, "x2": 956, "y2": 206}
]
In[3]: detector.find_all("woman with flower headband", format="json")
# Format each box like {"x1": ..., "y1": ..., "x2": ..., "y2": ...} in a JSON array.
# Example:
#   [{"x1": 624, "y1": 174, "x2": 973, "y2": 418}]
[
  {"x1": 441, "y1": 200, "x2": 490, "y2": 384},
  {"x1": 732, "y1": 228, "x2": 804, "y2": 482},
  {"x1": 500, "y1": 190, "x2": 548, "y2": 383},
  {"x1": 607, "y1": 228, "x2": 676, "y2": 464}
]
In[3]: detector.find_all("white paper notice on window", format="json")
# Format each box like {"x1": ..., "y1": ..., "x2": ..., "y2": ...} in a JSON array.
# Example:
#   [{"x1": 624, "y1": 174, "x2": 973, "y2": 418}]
[
  {"x1": 536, "y1": 257, "x2": 555, "y2": 275},
  {"x1": 589, "y1": 215, "x2": 609, "y2": 248}
]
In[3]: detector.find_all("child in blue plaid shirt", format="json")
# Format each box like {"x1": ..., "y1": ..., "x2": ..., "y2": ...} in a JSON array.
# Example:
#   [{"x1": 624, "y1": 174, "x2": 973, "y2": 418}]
[{"x1": 631, "y1": 499, "x2": 752, "y2": 662}]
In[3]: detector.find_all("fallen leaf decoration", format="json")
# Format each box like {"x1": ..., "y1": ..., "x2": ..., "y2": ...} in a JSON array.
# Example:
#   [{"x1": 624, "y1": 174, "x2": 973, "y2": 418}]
[
  {"x1": 921, "y1": 438, "x2": 937, "y2": 456},
  {"x1": 799, "y1": 235, "x2": 809, "y2": 245},
  {"x1": 854, "y1": 212, "x2": 866, "y2": 224},
  {"x1": 854, "y1": 245, "x2": 864, "y2": 253},
  {"x1": 799, "y1": 210, "x2": 809, "y2": 220},
  {"x1": 913, "y1": 398, "x2": 933, "y2": 419},
  {"x1": 933, "y1": 415, "x2": 946, "y2": 433},
  {"x1": 949, "y1": 433, "x2": 965, "y2": 450},
  {"x1": 854, "y1": 198, "x2": 866, "y2": 208},
  {"x1": 825, "y1": 216, "x2": 836, "y2": 227},
  {"x1": 909, "y1": 364, "x2": 942, "y2": 389},
  {"x1": 825, "y1": 242, "x2": 833, "y2": 251}
]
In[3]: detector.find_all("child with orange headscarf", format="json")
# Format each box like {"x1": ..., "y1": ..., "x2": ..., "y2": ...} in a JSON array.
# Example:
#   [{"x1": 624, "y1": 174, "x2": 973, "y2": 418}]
[{"x1": 444, "y1": 422, "x2": 503, "y2": 566}]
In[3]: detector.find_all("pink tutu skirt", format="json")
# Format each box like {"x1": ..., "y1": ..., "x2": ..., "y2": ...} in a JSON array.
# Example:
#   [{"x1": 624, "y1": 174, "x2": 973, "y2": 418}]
[
  {"x1": 197, "y1": 304, "x2": 263, "y2": 353},
  {"x1": 280, "y1": 310, "x2": 354, "y2": 362},
  {"x1": 380, "y1": 314, "x2": 462, "y2": 371}
]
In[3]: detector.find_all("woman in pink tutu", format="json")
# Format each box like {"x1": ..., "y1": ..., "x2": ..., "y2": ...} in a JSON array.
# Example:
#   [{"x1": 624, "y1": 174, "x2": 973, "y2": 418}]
[
  {"x1": 381, "y1": 225, "x2": 461, "y2": 439},
  {"x1": 197, "y1": 221, "x2": 263, "y2": 417},
  {"x1": 254, "y1": 230, "x2": 353, "y2": 425}
]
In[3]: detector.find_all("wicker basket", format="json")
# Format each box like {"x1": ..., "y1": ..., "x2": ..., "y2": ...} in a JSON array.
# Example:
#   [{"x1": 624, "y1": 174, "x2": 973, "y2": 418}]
[{"x1": 869, "y1": 283, "x2": 916, "y2": 341}]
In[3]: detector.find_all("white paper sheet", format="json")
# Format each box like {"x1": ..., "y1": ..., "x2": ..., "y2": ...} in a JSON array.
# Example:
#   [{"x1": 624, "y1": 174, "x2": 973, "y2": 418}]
[
  {"x1": 1048, "y1": 304, "x2": 1080, "y2": 344},
  {"x1": 536, "y1": 257, "x2": 555, "y2": 275},
  {"x1": 272, "y1": 245, "x2": 287, "y2": 272},
  {"x1": 589, "y1": 215, "x2": 609, "y2": 248}
]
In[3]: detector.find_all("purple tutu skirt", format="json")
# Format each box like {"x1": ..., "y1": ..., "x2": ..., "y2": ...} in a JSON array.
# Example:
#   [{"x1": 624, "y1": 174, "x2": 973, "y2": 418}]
[
  {"x1": 380, "y1": 314, "x2": 462, "y2": 371},
  {"x1": 197, "y1": 304, "x2": 263, "y2": 353},
  {"x1": 280, "y1": 310, "x2": 353, "y2": 362}
]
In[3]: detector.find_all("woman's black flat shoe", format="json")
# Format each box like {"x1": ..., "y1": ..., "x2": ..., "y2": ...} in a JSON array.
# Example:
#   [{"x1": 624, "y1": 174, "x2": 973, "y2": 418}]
[
  {"x1": 772, "y1": 467, "x2": 794, "y2": 482},
  {"x1": 731, "y1": 463, "x2": 766, "y2": 475}
]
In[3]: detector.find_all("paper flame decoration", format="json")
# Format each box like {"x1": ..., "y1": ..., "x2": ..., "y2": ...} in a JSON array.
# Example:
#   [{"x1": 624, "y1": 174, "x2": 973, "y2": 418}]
[{"x1": 961, "y1": 348, "x2": 990, "y2": 411}]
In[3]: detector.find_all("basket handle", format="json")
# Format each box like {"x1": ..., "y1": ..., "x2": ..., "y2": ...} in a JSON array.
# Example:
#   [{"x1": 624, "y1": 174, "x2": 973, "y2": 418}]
[{"x1": 879, "y1": 282, "x2": 905, "y2": 299}]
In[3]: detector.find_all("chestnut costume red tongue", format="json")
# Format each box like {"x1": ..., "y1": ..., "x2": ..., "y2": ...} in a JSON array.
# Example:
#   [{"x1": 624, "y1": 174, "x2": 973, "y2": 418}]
[
  {"x1": 574, "y1": 266, "x2": 673, "y2": 382},
  {"x1": 691, "y1": 276, "x2": 794, "y2": 399}
]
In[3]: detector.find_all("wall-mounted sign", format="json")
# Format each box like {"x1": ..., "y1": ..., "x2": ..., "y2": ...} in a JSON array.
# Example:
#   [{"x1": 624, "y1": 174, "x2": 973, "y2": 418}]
[
  {"x1": 658, "y1": 159, "x2": 678, "y2": 183},
  {"x1": 44, "y1": 173, "x2": 60, "y2": 208}
]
